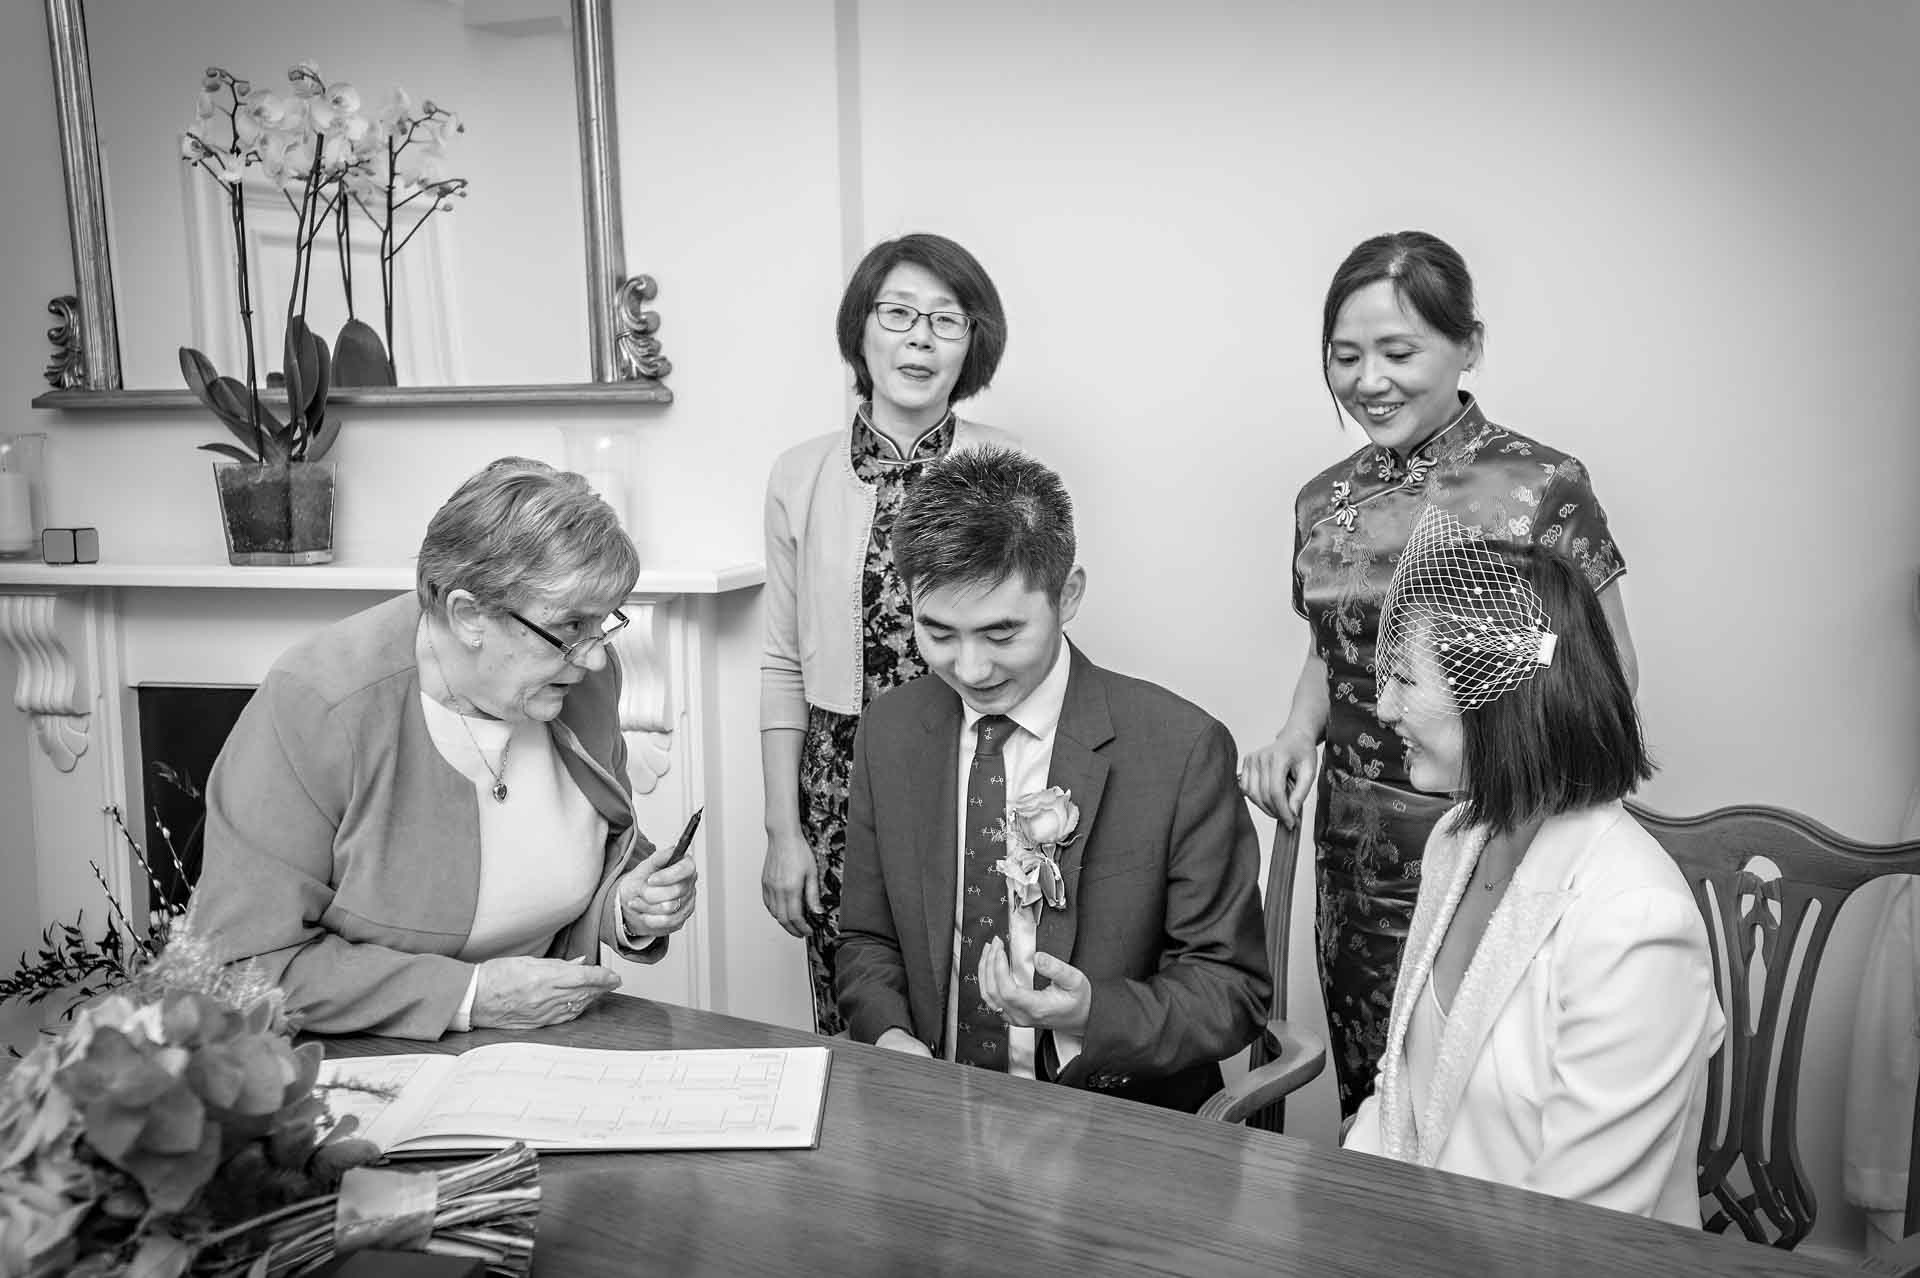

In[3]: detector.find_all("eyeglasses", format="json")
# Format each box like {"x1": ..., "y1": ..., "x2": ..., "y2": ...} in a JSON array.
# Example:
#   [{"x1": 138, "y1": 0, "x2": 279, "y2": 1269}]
[
  {"x1": 506, "y1": 607, "x2": 630, "y2": 664},
  {"x1": 871, "y1": 303, "x2": 972, "y2": 341}
]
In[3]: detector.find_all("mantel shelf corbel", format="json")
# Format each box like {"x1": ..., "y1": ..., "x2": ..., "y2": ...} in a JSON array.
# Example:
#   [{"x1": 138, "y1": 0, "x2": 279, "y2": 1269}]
[{"x1": 0, "y1": 587, "x2": 94, "y2": 771}]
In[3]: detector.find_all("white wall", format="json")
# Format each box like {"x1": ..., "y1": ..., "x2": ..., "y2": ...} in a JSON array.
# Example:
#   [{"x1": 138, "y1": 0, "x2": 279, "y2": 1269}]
[
  {"x1": 1, "y1": 0, "x2": 72, "y2": 1052},
  {"x1": 4, "y1": 0, "x2": 1917, "y2": 1257}
]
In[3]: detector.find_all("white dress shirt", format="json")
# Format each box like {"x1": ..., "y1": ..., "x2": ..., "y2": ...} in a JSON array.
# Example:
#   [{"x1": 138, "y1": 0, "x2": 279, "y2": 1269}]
[{"x1": 944, "y1": 641, "x2": 1082, "y2": 1079}]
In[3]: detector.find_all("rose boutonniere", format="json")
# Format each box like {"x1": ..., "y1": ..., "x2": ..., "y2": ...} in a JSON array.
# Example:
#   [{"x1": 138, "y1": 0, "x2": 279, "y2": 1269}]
[{"x1": 990, "y1": 786, "x2": 1079, "y2": 911}]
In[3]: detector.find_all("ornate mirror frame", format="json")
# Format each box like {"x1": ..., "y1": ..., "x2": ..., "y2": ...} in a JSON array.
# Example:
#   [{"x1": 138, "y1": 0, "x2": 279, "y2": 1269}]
[{"x1": 36, "y1": 0, "x2": 671, "y2": 409}]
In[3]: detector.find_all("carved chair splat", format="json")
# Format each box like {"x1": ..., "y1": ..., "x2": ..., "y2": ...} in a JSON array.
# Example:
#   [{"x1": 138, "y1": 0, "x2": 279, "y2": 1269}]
[{"x1": 1627, "y1": 801, "x2": 1920, "y2": 1252}]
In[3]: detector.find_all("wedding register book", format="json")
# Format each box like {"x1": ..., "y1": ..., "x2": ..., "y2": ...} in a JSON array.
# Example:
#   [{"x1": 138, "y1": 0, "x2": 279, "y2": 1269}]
[{"x1": 318, "y1": 1043, "x2": 833, "y2": 1157}]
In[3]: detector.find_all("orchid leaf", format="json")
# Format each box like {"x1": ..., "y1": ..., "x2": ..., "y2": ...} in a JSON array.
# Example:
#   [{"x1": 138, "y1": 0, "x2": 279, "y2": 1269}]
[
  {"x1": 282, "y1": 327, "x2": 305, "y2": 434},
  {"x1": 283, "y1": 317, "x2": 327, "y2": 436},
  {"x1": 304, "y1": 408, "x2": 344, "y2": 463},
  {"x1": 197, "y1": 443, "x2": 257, "y2": 464},
  {"x1": 302, "y1": 334, "x2": 331, "y2": 451}
]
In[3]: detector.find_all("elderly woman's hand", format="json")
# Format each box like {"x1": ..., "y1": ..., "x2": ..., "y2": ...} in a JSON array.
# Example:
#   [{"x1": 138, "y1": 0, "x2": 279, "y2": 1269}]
[
  {"x1": 472, "y1": 955, "x2": 622, "y2": 1029},
  {"x1": 617, "y1": 840, "x2": 699, "y2": 939}
]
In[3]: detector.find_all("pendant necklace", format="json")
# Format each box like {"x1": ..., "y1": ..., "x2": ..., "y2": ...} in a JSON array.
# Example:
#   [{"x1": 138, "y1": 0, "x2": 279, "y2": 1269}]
[{"x1": 424, "y1": 624, "x2": 511, "y2": 803}]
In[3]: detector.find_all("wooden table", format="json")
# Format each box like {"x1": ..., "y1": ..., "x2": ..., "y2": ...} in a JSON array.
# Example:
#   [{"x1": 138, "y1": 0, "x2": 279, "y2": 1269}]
[{"x1": 325, "y1": 994, "x2": 1847, "y2": 1277}]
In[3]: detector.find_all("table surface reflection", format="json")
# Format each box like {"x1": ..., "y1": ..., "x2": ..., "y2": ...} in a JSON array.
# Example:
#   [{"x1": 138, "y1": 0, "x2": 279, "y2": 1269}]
[{"x1": 323, "y1": 994, "x2": 1846, "y2": 1277}]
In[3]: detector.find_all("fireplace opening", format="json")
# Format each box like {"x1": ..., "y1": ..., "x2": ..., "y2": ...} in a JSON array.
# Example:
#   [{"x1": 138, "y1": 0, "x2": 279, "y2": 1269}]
[{"x1": 133, "y1": 686, "x2": 256, "y2": 911}]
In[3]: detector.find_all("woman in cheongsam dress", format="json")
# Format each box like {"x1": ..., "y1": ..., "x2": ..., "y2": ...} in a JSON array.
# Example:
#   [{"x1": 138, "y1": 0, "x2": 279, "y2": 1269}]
[
  {"x1": 1239, "y1": 231, "x2": 1639, "y2": 1117},
  {"x1": 760, "y1": 234, "x2": 1017, "y2": 1034}
]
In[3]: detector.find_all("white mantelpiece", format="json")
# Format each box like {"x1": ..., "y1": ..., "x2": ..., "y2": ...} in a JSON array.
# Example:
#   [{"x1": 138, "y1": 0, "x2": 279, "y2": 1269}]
[{"x1": 0, "y1": 558, "x2": 762, "y2": 1015}]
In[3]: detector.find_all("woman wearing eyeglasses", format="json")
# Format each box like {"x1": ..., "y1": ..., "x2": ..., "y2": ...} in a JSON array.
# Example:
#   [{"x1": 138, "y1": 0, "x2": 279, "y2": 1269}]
[
  {"x1": 193, "y1": 458, "x2": 697, "y2": 1038},
  {"x1": 761, "y1": 232, "x2": 1014, "y2": 1034}
]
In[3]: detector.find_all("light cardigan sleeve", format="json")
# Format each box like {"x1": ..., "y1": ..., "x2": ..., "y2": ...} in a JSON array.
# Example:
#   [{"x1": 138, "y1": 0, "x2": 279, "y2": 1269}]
[
  {"x1": 195, "y1": 668, "x2": 473, "y2": 1039},
  {"x1": 760, "y1": 450, "x2": 808, "y2": 732},
  {"x1": 1520, "y1": 884, "x2": 1723, "y2": 1217}
]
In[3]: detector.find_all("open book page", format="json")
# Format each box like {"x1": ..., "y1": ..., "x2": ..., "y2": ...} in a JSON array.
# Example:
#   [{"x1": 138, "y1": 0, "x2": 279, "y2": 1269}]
[
  {"x1": 318, "y1": 1053, "x2": 460, "y2": 1154},
  {"x1": 320, "y1": 1044, "x2": 832, "y2": 1156}
]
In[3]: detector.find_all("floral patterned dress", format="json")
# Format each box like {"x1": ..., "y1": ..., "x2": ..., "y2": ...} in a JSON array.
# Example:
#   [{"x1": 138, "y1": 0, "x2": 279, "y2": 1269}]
[
  {"x1": 1292, "y1": 396, "x2": 1625, "y2": 1117},
  {"x1": 797, "y1": 407, "x2": 956, "y2": 1035}
]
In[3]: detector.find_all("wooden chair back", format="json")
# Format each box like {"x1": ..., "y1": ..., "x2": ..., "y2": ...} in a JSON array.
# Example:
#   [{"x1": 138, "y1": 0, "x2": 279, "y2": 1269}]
[
  {"x1": 1627, "y1": 800, "x2": 1920, "y2": 1249},
  {"x1": 1213, "y1": 817, "x2": 1326, "y2": 1132}
]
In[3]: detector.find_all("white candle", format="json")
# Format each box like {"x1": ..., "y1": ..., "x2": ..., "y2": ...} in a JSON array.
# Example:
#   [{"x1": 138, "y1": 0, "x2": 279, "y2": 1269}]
[
  {"x1": 0, "y1": 472, "x2": 33, "y2": 554},
  {"x1": 583, "y1": 467, "x2": 629, "y2": 528}
]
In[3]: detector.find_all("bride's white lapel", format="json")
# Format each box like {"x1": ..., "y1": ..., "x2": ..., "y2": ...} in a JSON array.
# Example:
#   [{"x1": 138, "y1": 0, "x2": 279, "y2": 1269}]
[{"x1": 1373, "y1": 806, "x2": 1587, "y2": 1165}]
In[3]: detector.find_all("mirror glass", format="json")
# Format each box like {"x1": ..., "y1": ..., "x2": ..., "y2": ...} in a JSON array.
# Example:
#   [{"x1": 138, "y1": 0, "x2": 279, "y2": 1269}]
[{"x1": 87, "y1": 0, "x2": 588, "y2": 389}]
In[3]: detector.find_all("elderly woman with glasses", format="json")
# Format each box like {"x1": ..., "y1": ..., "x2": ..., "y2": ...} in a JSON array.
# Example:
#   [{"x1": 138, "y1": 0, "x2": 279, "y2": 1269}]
[
  {"x1": 193, "y1": 457, "x2": 697, "y2": 1039},
  {"x1": 761, "y1": 232, "x2": 1017, "y2": 1034}
]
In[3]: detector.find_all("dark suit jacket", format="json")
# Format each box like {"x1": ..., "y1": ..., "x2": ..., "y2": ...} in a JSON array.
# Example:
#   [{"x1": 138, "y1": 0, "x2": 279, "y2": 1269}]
[{"x1": 834, "y1": 643, "x2": 1271, "y2": 1112}]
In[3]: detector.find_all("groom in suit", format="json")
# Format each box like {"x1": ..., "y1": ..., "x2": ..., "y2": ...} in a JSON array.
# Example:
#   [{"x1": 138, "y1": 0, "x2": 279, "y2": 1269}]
[{"x1": 834, "y1": 446, "x2": 1270, "y2": 1112}]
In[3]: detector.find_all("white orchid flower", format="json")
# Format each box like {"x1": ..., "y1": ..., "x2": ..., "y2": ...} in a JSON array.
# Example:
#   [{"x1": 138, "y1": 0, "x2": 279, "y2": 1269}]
[
  {"x1": 310, "y1": 81, "x2": 362, "y2": 134},
  {"x1": 378, "y1": 87, "x2": 414, "y2": 135},
  {"x1": 288, "y1": 60, "x2": 323, "y2": 96}
]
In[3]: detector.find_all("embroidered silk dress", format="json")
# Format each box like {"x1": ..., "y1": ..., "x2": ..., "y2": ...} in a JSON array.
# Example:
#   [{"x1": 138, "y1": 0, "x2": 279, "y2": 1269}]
[
  {"x1": 797, "y1": 407, "x2": 955, "y2": 1034},
  {"x1": 1292, "y1": 396, "x2": 1625, "y2": 1116}
]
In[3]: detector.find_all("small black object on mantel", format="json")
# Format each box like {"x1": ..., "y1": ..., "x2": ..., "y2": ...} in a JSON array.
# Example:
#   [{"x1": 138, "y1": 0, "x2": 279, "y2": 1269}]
[
  {"x1": 40, "y1": 526, "x2": 99, "y2": 565},
  {"x1": 309, "y1": 1250, "x2": 486, "y2": 1278}
]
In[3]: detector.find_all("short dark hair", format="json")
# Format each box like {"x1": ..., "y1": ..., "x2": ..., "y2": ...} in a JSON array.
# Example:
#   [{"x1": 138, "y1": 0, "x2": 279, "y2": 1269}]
[
  {"x1": 836, "y1": 233, "x2": 1007, "y2": 405},
  {"x1": 1322, "y1": 230, "x2": 1482, "y2": 361},
  {"x1": 892, "y1": 446, "x2": 1074, "y2": 603},
  {"x1": 1450, "y1": 542, "x2": 1652, "y2": 834},
  {"x1": 416, "y1": 457, "x2": 640, "y2": 615}
]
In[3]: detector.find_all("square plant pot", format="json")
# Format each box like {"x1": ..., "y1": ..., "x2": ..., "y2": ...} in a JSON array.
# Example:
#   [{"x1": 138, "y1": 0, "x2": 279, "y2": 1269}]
[{"x1": 212, "y1": 462, "x2": 335, "y2": 566}]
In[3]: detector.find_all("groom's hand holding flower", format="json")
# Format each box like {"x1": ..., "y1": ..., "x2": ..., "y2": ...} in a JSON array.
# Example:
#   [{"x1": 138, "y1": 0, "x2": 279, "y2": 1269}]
[{"x1": 977, "y1": 940, "x2": 1091, "y2": 1034}]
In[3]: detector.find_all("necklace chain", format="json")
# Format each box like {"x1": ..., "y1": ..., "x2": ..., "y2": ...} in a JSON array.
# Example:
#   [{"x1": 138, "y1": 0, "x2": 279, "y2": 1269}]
[{"x1": 423, "y1": 624, "x2": 511, "y2": 803}]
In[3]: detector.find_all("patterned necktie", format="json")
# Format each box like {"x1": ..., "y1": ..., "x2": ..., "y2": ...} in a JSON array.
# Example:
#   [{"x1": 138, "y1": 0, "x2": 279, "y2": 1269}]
[{"x1": 955, "y1": 713, "x2": 1013, "y2": 1070}]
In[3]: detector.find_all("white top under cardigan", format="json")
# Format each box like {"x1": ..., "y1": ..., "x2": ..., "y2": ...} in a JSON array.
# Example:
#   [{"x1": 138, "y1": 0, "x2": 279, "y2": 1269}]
[
  {"x1": 759, "y1": 417, "x2": 1022, "y2": 729},
  {"x1": 1343, "y1": 802, "x2": 1724, "y2": 1227},
  {"x1": 418, "y1": 693, "x2": 609, "y2": 1031}
]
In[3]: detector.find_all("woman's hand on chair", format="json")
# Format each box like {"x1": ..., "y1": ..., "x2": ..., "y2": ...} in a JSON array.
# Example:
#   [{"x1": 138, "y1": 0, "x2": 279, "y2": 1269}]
[
  {"x1": 761, "y1": 826, "x2": 820, "y2": 939},
  {"x1": 1239, "y1": 726, "x2": 1320, "y2": 829}
]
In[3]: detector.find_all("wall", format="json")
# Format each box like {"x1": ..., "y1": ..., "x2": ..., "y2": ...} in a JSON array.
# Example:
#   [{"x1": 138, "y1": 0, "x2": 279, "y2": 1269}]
[{"x1": 3, "y1": 0, "x2": 1916, "y2": 1257}]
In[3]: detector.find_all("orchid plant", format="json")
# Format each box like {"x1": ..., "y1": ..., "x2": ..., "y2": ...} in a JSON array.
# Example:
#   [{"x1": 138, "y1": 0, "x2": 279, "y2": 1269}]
[
  {"x1": 341, "y1": 90, "x2": 468, "y2": 383},
  {"x1": 179, "y1": 60, "x2": 467, "y2": 437}
]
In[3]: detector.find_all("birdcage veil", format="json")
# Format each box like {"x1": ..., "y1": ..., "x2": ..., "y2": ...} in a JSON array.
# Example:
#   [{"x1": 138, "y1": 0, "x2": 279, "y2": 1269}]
[{"x1": 1375, "y1": 505, "x2": 1557, "y2": 718}]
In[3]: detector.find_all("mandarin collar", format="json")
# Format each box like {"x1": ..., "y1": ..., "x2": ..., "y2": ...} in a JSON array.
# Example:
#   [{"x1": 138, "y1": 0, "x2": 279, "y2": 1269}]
[
  {"x1": 1358, "y1": 395, "x2": 1488, "y2": 484},
  {"x1": 852, "y1": 402, "x2": 956, "y2": 465}
]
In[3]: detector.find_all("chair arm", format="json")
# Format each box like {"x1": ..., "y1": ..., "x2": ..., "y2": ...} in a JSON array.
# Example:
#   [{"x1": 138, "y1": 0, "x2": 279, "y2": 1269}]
[
  {"x1": 1197, "y1": 1018, "x2": 1327, "y2": 1124},
  {"x1": 1858, "y1": 1232, "x2": 1920, "y2": 1277}
]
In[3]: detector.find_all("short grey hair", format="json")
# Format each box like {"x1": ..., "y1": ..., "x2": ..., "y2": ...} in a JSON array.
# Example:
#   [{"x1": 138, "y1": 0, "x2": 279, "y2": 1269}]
[{"x1": 415, "y1": 457, "x2": 640, "y2": 615}]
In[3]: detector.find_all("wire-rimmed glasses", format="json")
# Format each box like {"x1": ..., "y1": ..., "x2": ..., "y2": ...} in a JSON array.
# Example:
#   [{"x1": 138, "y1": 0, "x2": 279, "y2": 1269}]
[{"x1": 506, "y1": 607, "x2": 630, "y2": 664}]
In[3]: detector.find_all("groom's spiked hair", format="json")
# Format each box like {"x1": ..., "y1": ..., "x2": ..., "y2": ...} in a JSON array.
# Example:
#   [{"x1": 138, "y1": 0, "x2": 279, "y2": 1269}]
[{"x1": 892, "y1": 446, "x2": 1076, "y2": 604}]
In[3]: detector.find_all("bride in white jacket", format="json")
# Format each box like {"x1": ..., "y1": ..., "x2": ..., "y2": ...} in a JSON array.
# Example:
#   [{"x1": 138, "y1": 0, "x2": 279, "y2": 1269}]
[{"x1": 1341, "y1": 508, "x2": 1724, "y2": 1227}]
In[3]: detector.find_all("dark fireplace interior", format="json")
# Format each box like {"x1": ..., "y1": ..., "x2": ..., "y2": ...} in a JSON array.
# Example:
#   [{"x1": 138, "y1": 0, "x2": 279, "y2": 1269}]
[{"x1": 135, "y1": 686, "x2": 256, "y2": 911}]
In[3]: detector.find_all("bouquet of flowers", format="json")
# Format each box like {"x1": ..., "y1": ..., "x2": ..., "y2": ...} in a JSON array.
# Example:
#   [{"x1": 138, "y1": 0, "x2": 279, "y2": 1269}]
[{"x1": 0, "y1": 924, "x2": 538, "y2": 1277}]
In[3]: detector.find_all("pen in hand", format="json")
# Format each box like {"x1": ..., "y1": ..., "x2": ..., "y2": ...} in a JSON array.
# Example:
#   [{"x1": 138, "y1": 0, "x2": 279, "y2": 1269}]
[{"x1": 660, "y1": 806, "x2": 704, "y2": 868}]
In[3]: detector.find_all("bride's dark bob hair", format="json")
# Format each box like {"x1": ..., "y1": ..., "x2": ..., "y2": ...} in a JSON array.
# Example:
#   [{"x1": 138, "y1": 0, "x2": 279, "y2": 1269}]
[{"x1": 1449, "y1": 542, "x2": 1653, "y2": 834}]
